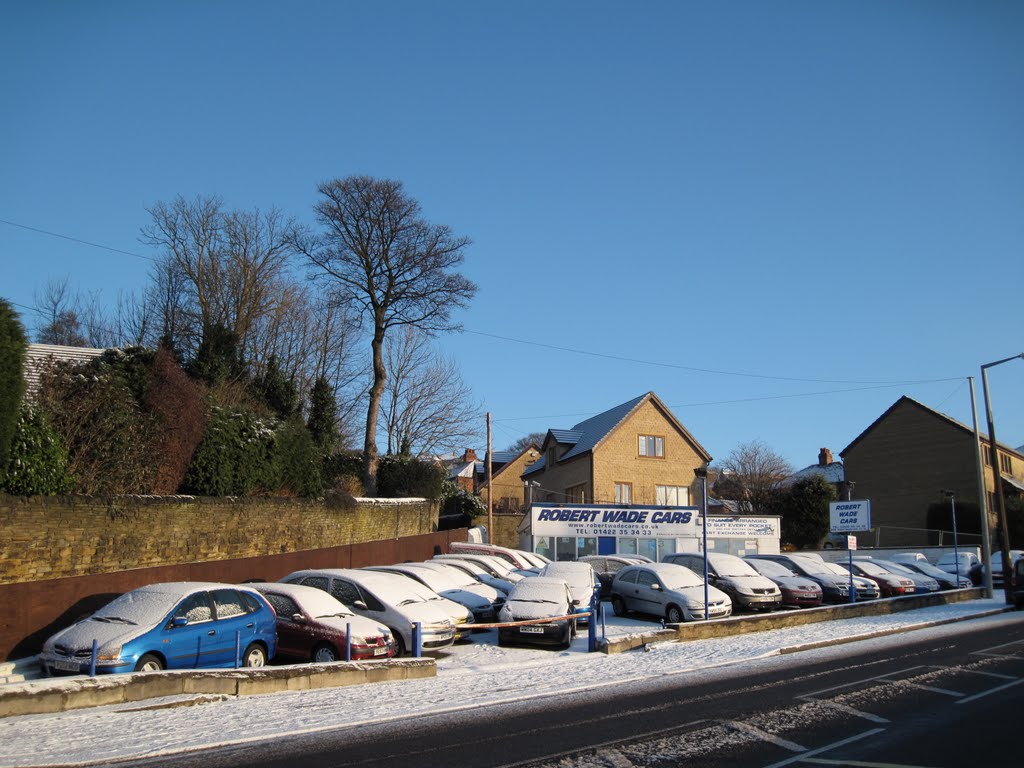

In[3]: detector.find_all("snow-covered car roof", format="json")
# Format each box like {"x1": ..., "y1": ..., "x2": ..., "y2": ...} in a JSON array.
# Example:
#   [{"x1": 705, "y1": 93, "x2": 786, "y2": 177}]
[{"x1": 252, "y1": 582, "x2": 355, "y2": 617}]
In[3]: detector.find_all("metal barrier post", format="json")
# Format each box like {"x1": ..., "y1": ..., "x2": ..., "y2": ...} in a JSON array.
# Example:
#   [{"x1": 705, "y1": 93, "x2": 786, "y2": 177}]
[
  {"x1": 235, "y1": 631, "x2": 241, "y2": 668},
  {"x1": 89, "y1": 639, "x2": 98, "y2": 676},
  {"x1": 413, "y1": 622, "x2": 422, "y2": 657},
  {"x1": 601, "y1": 602, "x2": 607, "y2": 643},
  {"x1": 588, "y1": 610, "x2": 597, "y2": 652},
  {"x1": 345, "y1": 622, "x2": 352, "y2": 662}
]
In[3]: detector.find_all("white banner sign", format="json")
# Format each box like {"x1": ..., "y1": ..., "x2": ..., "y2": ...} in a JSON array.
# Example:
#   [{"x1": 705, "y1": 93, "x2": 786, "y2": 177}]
[
  {"x1": 829, "y1": 500, "x2": 872, "y2": 532},
  {"x1": 531, "y1": 504, "x2": 698, "y2": 538},
  {"x1": 701, "y1": 516, "x2": 780, "y2": 538}
]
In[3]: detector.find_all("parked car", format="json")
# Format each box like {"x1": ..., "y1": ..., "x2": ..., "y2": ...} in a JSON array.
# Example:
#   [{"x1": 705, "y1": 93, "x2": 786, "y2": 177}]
[
  {"x1": 743, "y1": 558, "x2": 824, "y2": 608},
  {"x1": 280, "y1": 568, "x2": 465, "y2": 655},
  {"x1": 818, "y1": 560, "x2": 882, "y2": 600},
  {"x1": 435, "y1": 557, "x2": 516, "y2": 595},
  {"x1": 448, "y1": 542, "x2": 545, "y2": 571},
  {"x1": 843, "y1": 559, "x2": 917, "y2": 597},
  {"x1": 1013, "y1": 558, "x2": 1024, "y2": 609},
  {"x1": 935, "y1": 551, "x2": 981, "y2": 578},
  {"x1": 579, "y1": 555, "x2": 650, "y2": 598},
  {"x1": 890, "y1": 552, "x2": 929, "y2": 566},
  {"x1": 251, "y1": 582, "x2": 397, "y2": 662},
  {"x1": 367, "y1": 562, "x2": 504, "y2": 622},
  {"x1": 862, "y1": 558, "x2": 942, "y2": 594},
  {"x1": 663, "y1": 553, "x2": 782, "y2": 612},
  {"x1": 40, "y1": 582, "x2": 277, "y2": 675},
  {"x1": 968, "y1": 550, "x2": 1024, "y2": 588},
  {"x1": 610, "y1": 562, "x2": 732, "y2": 623},
  {"x1": 747, "y1": 555, "x2": 854, "y2": 604},
  {"x1": 537, "y1": 561, "x2": 600, "y2": 622},
  {"x1": 434, "y1": 553, "x2": 527, "y2": 584},
  {"x1": 895, "y1": 559, "x2": 972, "y2": 590},
  {"x1": 497, "y1": 577, "x2": 577, "y2": 649}
]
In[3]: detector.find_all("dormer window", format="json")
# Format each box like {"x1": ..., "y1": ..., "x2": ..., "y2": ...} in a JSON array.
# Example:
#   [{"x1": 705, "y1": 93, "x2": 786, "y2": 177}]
[{"x1": 638, "y1": 435, "x2": 664, "y2": 458}]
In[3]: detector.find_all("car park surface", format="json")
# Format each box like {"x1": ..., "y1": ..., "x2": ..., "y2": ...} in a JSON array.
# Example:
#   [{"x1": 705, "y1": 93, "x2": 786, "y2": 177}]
[
  {"x1": 611, "y1": 562, "x2": 732, "y2": 622},
  {"x1": 39, "y1": 582, "x2": 277, "y2": 675},
  {"x1": 743, "y1": 557, "x2": 824, "y2": 607},
  {"x1": 497, "y1": 576, "x2": 577, "y2": 649},
  {"x1": 280, "y1": 568, "x2": 464, "y2": 655},
  {"x1": 663, "y1": 552, "x2": 782, "y2": 611},
  {"x1": 251, "y1": 582, "x2": 397, "y2": 663}
]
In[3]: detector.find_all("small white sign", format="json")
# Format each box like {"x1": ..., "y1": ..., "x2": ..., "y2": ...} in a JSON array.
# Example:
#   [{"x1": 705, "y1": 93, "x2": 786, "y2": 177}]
[
  {"x1": 829, "y1": 500, "x2": 871, "y2": 532},
  {"x1": 847, "y1": 535, "x2": 858, "y2": 550}
]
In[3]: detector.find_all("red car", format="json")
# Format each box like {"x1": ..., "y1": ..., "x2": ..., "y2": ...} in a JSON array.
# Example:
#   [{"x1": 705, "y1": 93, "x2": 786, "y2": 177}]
[
  {"x1": 845, "y1": 560, "x2": 916, "y2": 598},
  {"x1": 252, "y1": 582, "x2": 398, "y2": 663},
  {"x1": 743, "y1": 557, "x2": 823, "y2": 608}
]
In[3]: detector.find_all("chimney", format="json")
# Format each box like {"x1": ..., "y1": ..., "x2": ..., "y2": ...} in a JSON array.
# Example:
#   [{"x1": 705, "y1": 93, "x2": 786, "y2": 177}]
[
  {"x1": 818, "y1": 448, "x2": 833, "y2": 466},
  {"x1": 463, "y1": 448, "x2": 478, "y2": 463}
]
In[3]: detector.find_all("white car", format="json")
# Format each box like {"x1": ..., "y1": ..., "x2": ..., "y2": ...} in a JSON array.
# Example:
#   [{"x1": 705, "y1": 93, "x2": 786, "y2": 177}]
[
  {"x1": 537, "y1": 561, "x2": 599, "y2": 622},
  {"x1": 434, "y1": 557, "x2": 516, "y2": 594},
  {"x1": 280, "y1": 568, "x2": 469, "y2": 655},
  {"x1": 368, "y1": 563, "x2": 504, "y2": 622},
  {"x1": 935, "y1": 551, "x2": 980, "y2": 577},
  {"x1": 611, "y1": 562, "x2": 732, "y2": 622}
]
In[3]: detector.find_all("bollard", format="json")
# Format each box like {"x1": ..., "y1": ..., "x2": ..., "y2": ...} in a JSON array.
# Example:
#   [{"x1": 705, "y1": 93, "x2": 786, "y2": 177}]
[
  {"x1": 601, "y1": 602, "x2": 607, "y2": 643},
  {"x1": 588, "y1": 609, "x2": 597, "y2": 652},
  {"x1": 235, "y1": 630, "x2": 241, "y2": 668},
  {"x1": 89, "y1": 639, "x2": 98, "y2": 676},
  {"x1": 346, "y1": 622, "x2": 352, "y2": 662},
  {"x1": 412, "y1": 622, "x2": 422, "y2": 657}
]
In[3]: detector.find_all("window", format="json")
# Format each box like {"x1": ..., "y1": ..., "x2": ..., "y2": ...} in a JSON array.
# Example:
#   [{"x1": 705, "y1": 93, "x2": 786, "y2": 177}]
[
  {"x1": 638, "y1": 538, "x2": 658, "y2": 560},
  {"x1": 636, "y1": 570, "x2": 659, "y2": 589},
  {"x1": 173, "y1": 593, "x2": 212, "y2": 625},
  {"x1": 566, "y1": 484, "x2": 587, "y2": 503},
  {"x1": 1000, "y1": 453, "x2": 1013, "y2": 473},
  {"x1": 576, "y1": 536, "x2": 597, "y2": 558},
  {"x1": 329, "y1": 579, "x2": 362, "y2": 606},
  {"x1": 657, "y1": 538, "x2": 677, "y2": 561},
  {"x1": 263, "y1": 593, "x2": 300, "y2": 619},
  {"x1": 638, "y1": 435, "x2": 665, "y2": 458},
  {"x1": 656, "y1": 485, "x2": 689, "y2": 506},
  {"x1": 556, "y1": 536, "x2": 577, "y2": 560},
  {"x1": 211, "y1": 589, "x2": 246, "y2": 619},
  {"x1": 615, "y1": 482, "x2": 632, "y2": 504},
  {"x1": 535, "y1": 537, "x2": 553, "y2": 560}
]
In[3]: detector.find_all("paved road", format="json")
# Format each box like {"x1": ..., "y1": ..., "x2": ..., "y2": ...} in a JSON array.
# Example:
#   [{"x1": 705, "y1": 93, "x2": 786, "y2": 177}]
[{"x1": 123, "y1": 612, "x2": 1024, "y2": 768}]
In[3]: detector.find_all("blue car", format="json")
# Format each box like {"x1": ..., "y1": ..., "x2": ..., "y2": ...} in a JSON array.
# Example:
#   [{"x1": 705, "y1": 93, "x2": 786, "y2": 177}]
[{"x1": 40, "y1": 582, "x2": 278, "y2": 675}]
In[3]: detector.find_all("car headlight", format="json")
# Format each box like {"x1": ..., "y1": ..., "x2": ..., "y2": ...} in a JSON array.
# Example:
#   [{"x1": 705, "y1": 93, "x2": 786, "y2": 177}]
[
  {"x1": 96, "y1": 645, "x2": 123, "y2": 661},
  {"x1": 687, "y1": 601, "x2": 704, "y2": 610},
  {"x1": 735, "y1": 585, "x2": 755, "y2": 596}
]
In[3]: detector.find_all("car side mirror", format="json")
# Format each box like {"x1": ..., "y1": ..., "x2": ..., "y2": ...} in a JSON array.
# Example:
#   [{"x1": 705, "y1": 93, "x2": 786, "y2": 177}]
[
  {"x1": 650, "y1": 583, "x2": 661, "y2": 591},
  {"x1": 171, "y1": 616, "x2": 188, "y2": 627},
  {"x1": 572, "y1": 599, "x2": 580, "y2": 606},
  {"x1": 291, "y1": 613, "x2": 306, "y2": 623},
  {"x1": 353, "y1": 600, "x2": 368, "y2": 610}
]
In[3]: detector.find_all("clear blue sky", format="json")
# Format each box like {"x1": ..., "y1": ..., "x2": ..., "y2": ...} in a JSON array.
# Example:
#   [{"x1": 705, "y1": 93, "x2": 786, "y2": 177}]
[{"x1": 2, "y1": 1, "x2": 1022, "y2": 469}]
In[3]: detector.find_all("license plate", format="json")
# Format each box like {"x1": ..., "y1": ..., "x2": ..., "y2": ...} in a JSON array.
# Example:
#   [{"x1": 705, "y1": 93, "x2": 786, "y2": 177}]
[
  {"x1": 520, "y1": 626, "x2": 544, "y2": 634},
  {"x1": 54, "y1": 660, "x2": 81, "y2": 672},
  {"x1": 373, "y1": 647, "x2": 387, "y2": 656}
]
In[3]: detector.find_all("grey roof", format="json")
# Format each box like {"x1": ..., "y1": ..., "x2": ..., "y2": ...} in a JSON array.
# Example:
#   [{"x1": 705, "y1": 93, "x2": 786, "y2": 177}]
[
  {"x1": 781, "y1": 462, "x2": 846, "y2": 487},
  {"x1": 548, "y1": 429, "x2": 584, "y2": 445},
  {"x1": 23, "y1": 343, "x2": 105, "y2": 396}
]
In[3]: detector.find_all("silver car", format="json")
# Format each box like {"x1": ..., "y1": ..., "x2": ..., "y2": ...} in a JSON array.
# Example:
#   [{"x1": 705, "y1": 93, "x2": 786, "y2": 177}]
[{"x1": 611, "y1": 562, "x2": 732, "y2": 623}]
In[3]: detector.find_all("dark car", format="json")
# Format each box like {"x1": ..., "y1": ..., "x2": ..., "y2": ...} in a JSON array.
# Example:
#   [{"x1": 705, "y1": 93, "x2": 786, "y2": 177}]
[
  {"x1": 898, "y1": 559, "x2": 972, "y2": 590},
  {"x1": 743, "y1": 557, "x2": 823, "y2": 608},
  {"x1": 663, "y1": 552, "x2": 781, "y2": 612},
  {"x1": 252, "y1": 582, "x2": 397, "y2": 663},
  {"x1": 497, "y1": 577, "x2": 577, "y2": 649},
  {"x1": 844, "y1": 560, "x2": 916, "y2": 598},
  {"x1": 747, "y1": 555, "x2": 854, "y2": 604}
]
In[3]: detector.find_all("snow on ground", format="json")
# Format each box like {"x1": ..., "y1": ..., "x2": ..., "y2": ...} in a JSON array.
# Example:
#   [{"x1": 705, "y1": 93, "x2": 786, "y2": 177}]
[{"x1": 0, "y1": 598, "x2": 1014, "y2": 767}]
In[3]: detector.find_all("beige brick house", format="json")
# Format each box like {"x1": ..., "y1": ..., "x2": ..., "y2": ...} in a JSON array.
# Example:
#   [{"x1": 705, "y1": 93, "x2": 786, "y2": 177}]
[
  {"x1": 840, "y1": 396, "x2": 1024, "y2": 548},
  {"x1": 522, "y1": 392, "x2": 712, "y2": 507}
]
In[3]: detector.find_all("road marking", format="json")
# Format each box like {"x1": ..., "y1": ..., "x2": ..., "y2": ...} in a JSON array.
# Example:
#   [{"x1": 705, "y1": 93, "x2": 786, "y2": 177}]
[
  {"x1": 760, "y1": 728, "x2": 885, "y2": 768},
  {"x1": 803, "y1": 666, "x2": 930, "y2": 697},
  {"x1": 725, "y1": 720, "x2": 807, "y2": 752},
  {"x1": 956, "y1": 668, "x2": 1017, "y2": 681},
  {"x1": 798, "y1": 760, "x2": 940, "y2": 767},
  {"x1": 798, "y1": 698, "x2": 890, "y2": 723},
  {"x1": 875, "y1": 679, "x2": 963, "y2": 697},
  {"x1": 955, "y1": 676, "x2": 1024, "y2": 704},
  {"x1": 972, "y1": 638, "x2": 1024, "y2": 657}
]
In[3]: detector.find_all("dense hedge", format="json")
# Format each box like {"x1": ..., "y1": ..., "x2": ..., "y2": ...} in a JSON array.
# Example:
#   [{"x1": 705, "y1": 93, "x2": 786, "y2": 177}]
[
  {"x1": 0, "y1": 405, "x2": 71, "y2": 496},
  {"x1": 0, "y1": 300, "x2": 27, "y2": 472}
]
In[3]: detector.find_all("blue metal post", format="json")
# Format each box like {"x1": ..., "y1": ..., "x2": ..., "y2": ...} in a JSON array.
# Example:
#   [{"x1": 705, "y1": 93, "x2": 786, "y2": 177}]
[
  {"x1": 600, "y1": 602, "x2": 606, "y2": 643},
  {"x1": 413, "y1": 622, "x2": 422, "y2": 657},
  {"x1": 89, "y1": 639, "x2": 98, "y2": 676},
  {"x1": 234, "y1": 630, "x2": 241, "y2": 668},
  {"x1": 848, "y1": 548, "x2": 856, "y2": 603},
  {"x1": 345, "y1": 622, "x2": 352, "y2": 662},
  {"x1": 588, "y1": 609, "x2": 597, "y2": 652}
]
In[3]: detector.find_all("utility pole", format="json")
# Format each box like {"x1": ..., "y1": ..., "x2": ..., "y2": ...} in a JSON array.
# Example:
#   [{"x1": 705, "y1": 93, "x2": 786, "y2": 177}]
[{"x1": 486, "y1": 412, "x2": 493, "y2": 545}]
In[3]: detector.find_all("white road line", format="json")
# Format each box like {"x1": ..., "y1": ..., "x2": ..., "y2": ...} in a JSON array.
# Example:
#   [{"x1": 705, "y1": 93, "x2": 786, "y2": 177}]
[
  {"x1": 725, "y1": 720, "x2": 807, "y2": 752},
  {"x1": 972, "y1": 639, "x2": 1024, "y2": 656},
  {"x1": 956, "y1": 669, "x2": 1017, "y2": 681},
  {"x1": 955, "y1": 676, "x2": 1024, "y2": 705},
  {"x1": 799, "y1": 759, "x2": 940, "y2": 767},
  {"x1": 803, "y1": 667, "x2": 929, "y2": 698},
  {"x1": 877, "y1": 680, "x2": 963, "y2": 697},
  {"x1": 798, "y1": 697, "x2": 890, "y2": 723},
  {"x1": 760, "y1": 728, "x2": 886, "y2": 768}
]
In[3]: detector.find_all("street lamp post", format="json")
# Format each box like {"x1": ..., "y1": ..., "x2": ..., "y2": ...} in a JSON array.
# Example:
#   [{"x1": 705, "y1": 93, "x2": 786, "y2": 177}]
[
  {"x1": 694, "y1": 467, "x2": 709, "y2": 621},
  {"x1": 969, "y1": 377, "x2": 995, "y2": 598},
  {"x1": 981, "y1": 353, "x2": 1024, "y2": 606},
  {"x1": 942, "y1": 490, "x2": 959, "y2": 586}
]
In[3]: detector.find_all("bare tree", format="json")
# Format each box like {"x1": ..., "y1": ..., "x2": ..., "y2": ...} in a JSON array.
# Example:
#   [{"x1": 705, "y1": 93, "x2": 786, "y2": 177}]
[
  {"x1": 715, "y1": 439, "x2": 793, "y2": 514},
  {"x1": 296, "y1": 176, "x2": 477, "y2": 494},
  {"x1": 34, "y1": 276, "x2": 87, "y2": 346},
  {"x1": 507, "y1": 433, "x2": 546, "y2": 454},
  {"x1": 380, "y1": 327, "x2": 482, "y2": 457}
]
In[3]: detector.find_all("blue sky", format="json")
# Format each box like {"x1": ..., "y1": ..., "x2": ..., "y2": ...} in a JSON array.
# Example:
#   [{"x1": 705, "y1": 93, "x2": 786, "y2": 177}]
[{"x1": 2, "y1": 1, "x2": 1022, "y2": 469}]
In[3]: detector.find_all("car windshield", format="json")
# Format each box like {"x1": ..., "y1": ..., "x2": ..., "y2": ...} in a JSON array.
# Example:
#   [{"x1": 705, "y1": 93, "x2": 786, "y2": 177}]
[
  {"x1": 286, "y1": 588, "x2": 353, "y2": 618},
  {"x1": 790, "y1": 558, "x2": 832, "y2": 576},
  {"x1": 392, "y1": 567, "x2": 460, "y2": 592},
  {"x1": 93, "y1": 588, "x2": 187, "y2": 625},
  {"x1": 748, "y1": 559, "x2": 796, "y2": 577},
  {"x1": 712, "y1": 557, "x2": 760, "y2": 577},
  {"x1": 539, "y1": 564, "x2": 594, "y2": 591},
  {"x1": 423, "y1": 566, "x2": 478, "y2": 588},
  {"x1": 355, "y1": 572, "x2": 437, "y2": 604},
  {"x1": 854, "y1": 561, "x2": 891, "y2": 576},
  {"x1": 658, "y1": 567, "x2": 704, "y2": 589},
  {"x1": 507, "y1": 581, "x2": 565, "y2": 606},
  {"x1": 875, "y1": 561, "x2": 915, "y2": 576},
  {"x1": 913, "y1": 562, "x2": 950, "y2": 579}
]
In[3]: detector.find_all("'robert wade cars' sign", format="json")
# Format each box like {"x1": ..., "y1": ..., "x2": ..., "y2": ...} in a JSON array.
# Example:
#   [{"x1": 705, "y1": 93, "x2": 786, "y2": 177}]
[
  {"x1": 532, "y1": 504, "x2": 698, "y2": 538},
  {"x1": 829, "y1": 500, "x2": 871, "y2": 533}
]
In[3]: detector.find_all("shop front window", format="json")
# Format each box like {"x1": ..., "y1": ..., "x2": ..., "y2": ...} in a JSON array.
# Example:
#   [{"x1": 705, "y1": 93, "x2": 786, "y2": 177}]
[
  {"x1": 556, "y1": 536, "x2": 576, "y2": 561},
  {"x1": 534, "y1": 537, "x2": 552, "y2": 560},
  {"x1": 638, "y1": 538, "x2": 658, "y2": 561},
  {"x1": 657, "y1": 538, "x2": 677, "y2": 561},
  {"x1": 618, "y1": 537, "x2": 638, "y2": 555},
  {"x1": 576, "y1": 537, "x2": 597, "y2": 558}
]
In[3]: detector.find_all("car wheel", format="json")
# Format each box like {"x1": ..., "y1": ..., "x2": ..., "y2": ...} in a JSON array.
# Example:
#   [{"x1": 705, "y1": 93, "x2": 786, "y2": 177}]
[
  {"x1": 312, "y1": 643, "x2": 339, "y2": 663},
  {"x1": 666, "y1": 605, "x2": 685, "y2": 624},
  {"x1": 559, "y1": 625, "x2": 572, "y2": 650},
  {"x1": 134, "y1": 653, "x2": 164, "y2": 672},
  {"x1": 242, "y1": 643, "x2": 267, "y2": 667},
  {"x1": 612, "y1": 596, "x2": 628, "y2": 616},
  {"x1": 394, "y1": 632, "x2": 407, "y2": 657}
]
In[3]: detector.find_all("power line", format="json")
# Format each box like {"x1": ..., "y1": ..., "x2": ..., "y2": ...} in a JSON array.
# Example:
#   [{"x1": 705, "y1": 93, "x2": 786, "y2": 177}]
[
  {"x1": 0, "y1": 218, "x2": 154, "y2": 262},
  {"x1": 463, "y1": 329, "x2": 959, "y2": 387}
]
